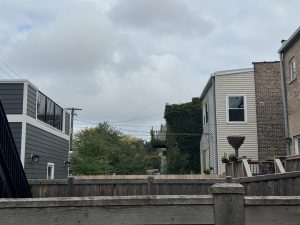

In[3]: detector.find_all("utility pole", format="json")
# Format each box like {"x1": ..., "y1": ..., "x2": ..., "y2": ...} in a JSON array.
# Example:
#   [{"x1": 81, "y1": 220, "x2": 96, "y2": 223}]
[{"x1": 66, "y1": 107, "x2": 82, "y2": 152}]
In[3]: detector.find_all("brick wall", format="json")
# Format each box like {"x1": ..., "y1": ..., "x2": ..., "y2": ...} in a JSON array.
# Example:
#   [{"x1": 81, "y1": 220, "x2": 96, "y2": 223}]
[
  {"x1": 283, "y1": 40, "x2": 300, "y2": 155},
  {"x1": 253, "y1": 62, "x2": 286, "y2": 160}
]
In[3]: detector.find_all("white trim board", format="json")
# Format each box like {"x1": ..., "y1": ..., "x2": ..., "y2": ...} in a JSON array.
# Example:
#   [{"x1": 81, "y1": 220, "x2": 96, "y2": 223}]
[{"x1": 7, "y1": 114, "x2": 70, "y2": 140}]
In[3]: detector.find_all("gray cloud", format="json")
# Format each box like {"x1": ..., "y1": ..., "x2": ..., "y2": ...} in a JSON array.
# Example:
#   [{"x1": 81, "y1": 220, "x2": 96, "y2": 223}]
[
  {"x1": 109, "y1": 0, "x2": 215, "y2": 37},
  {"x1": 1, "y1": 0, "x2": 300, "y2": 139}
]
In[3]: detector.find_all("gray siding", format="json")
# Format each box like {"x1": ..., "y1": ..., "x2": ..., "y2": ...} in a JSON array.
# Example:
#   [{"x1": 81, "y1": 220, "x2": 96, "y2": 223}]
[
  {"x1": 27, "y1": 84, "x2": 37, "y2": 118},
  {"x1": 24, "y1": 124, "x2": 69, "y2": 179},
  {"x1": 8, "y1": 122, "x2": 22, "y2": 156},
  {"x1": 65, "y1": 112, "x2": 70, "y2": 135},
  {"x1": 0, "y1": 83, "x2": 23, "y2": 114},
  {"x1": 200, "y1": 82, "x2": 217, "y2": 174}
]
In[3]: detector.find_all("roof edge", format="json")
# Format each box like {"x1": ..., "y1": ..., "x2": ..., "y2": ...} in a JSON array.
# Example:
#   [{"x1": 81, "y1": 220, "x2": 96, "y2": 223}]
[
  {"x1": 0, "y1": 79, "x2": 38, "y2": 90},
  {"x1": 278, "y1": 26, "x2": 300, "y2": 53},
  {"x1": 212, "y1": 68, "x2": 253, "y2": 76}
]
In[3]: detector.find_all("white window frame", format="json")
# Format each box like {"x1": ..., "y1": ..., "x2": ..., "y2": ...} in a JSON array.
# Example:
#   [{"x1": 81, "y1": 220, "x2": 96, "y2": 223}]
[
  {"x1": 226, "y1": 95, "x2": 247, "y2": 123},
  {"x1": 295, "y1": 136, "x2": 300, "y2": 155},
  {"x1": 47, "y1": 162, "x2": 55, "y2": 179},
  {"x1": 203, "y1": 102, "x2": 208, "y2": 127},
  {"x1": 290, "y1": 57, "x2": 296, "y2": 81}
]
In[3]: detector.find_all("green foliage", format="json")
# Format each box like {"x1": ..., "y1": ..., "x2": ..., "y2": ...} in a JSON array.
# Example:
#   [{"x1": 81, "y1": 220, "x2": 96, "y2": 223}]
[
  {"x1": 203, "y1": 169, "x2": 211, "y2": 175},
  {"x1": 164, "y1": 97, "x2": 202, "y2": 174},
  {"x1": 70, "y1": 122, "x2": 159, "y2": 175}
]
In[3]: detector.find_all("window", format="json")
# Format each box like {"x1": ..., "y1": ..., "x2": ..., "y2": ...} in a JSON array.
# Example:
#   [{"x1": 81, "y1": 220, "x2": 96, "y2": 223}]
[
  {"x1": 290, "y1": 58, "x2": 296, "y2": 81},
  {"x1": 295, "y1": 136, "x2": 300, "y2": 155},
  {"x1": 203, "y1": 102, "x2": 209, "y2": 126},
  {"x1": 227, "y1": 96, "x2": 246, "y2": 122},
  {"x1": 47, "y1": 163, "x2": 54, "y2": 179},
  {"x1": 54, "y1": 104, "x2": 63, "y2": 130},
  {"x1": 37, "y1": 91, "x2": 63, "y2": 130},
  {"x1": 37, "y1": 92, "x2": 46, "y2": 121}
]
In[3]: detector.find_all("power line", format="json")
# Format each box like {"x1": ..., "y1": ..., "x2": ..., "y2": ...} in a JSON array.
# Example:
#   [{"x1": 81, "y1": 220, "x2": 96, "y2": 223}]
[
  {"x1": 108, "y1": 113, "x2": 163, "y2": 123},
  {"x1": 0, "y1": 59, "x2": 23, "y2": 79},
  {"x1": 74, "y1": 119, "x2": 160, "y2": 128},
  {"x1": 0, "y1": 66, "x2": 14, "y2": 79}
]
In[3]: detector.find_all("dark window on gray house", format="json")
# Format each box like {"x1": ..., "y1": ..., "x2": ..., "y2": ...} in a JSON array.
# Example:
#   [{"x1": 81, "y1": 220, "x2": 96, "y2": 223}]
[
  {"x1": 37, "y1": 92, "x2": 46, "y2": 121},
  {"x1": 54, "y1": 104, "x2": 63, "y2": 130},
  {"x1": 228, "y1": 96, "x2": 245, "y2": 122},
  {"x1": 37, "y1": 91, "x2": 63, "y2": 130}
]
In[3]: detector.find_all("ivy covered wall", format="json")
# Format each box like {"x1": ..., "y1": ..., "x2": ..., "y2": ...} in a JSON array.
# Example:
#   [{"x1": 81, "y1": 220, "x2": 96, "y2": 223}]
[{"x1": 164, "y1": 97, "x2": 203, "y2": 174}]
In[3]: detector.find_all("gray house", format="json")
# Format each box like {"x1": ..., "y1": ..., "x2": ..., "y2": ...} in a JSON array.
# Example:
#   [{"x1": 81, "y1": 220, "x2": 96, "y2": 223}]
[{"x1": 0, "y1": 80, "x2": 70, "y2": 179}]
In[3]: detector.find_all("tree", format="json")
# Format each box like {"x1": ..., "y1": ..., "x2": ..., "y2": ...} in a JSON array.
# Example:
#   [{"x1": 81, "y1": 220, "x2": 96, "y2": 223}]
[
  {"x1": 70, "y1": 122, "x2": 155, "y2": 175},
  {"x1": 164, "y1": 97, "x2": 202, "y2": 174}
]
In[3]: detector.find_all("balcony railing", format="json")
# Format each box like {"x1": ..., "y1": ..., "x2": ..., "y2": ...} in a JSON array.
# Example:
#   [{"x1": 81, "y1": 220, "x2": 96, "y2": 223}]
[{"x1": 0, "y1": 100, "x2": 32, "y2": 198}]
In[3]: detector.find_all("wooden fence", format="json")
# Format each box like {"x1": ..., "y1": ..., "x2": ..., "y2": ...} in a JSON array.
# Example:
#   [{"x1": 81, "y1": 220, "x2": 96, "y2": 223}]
[
  {"x1": 1, "y1": 183, "x2": 300, "y2": 225},
  {"x1": 29, "y1": 175, "x2": 225, "y2": 197},
  {"x1": 28, "y1": 171, "x2": 300, "y2": 197}
]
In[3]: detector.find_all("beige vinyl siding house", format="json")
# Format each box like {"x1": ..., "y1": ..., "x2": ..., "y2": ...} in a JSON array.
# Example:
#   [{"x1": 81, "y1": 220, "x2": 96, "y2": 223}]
[
  {"x1": 200, "y1": 68, "x2": 259, "y2": 174},
  {"x1": 215, "y1": 69, "x2": 258, "y2": 173}
]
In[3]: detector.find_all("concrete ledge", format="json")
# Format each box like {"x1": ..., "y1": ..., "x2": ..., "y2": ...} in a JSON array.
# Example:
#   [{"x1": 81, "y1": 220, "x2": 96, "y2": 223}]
[
  {"x1": 245, "y1": 196, "x2": 300, "y2": 205},
  {"x1": 0, "y1": 195, "x2": 213, "y2": 208},
  {"x1": 210, "y1": 183, "x2": 245, "y2": 194}
]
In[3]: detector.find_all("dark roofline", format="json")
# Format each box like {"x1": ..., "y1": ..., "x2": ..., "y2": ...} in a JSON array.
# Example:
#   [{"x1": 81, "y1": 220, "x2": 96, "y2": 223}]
[{"x1": 278, "y1": 26, "x2": 300, "y2": 53}]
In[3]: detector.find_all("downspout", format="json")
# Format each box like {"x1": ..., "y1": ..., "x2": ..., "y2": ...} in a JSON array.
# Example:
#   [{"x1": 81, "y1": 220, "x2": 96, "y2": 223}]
[
  {"x1": 279, "y1": 52, "x2": 291, "y2": 155},
  {"x1": 212, "y1": 76, "x2": 218, "y2": 173}
]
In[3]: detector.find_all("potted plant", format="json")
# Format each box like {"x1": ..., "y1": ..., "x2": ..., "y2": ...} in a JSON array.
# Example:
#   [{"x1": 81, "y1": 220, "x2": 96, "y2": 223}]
[{"x1": 228, "y1": 153, "x2": 238, "y2": 162}]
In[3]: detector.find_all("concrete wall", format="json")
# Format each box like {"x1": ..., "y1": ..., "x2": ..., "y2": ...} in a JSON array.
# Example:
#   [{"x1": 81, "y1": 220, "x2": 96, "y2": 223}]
[
  {"x1": 253, "y1": 62, "x2": 286, "y2": 160},
  {"x1": 2, "y1": 183, "x2": 300, "y2": 225}
]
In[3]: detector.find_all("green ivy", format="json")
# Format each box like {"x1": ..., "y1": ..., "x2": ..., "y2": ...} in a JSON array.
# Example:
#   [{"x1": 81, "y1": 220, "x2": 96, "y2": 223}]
[{"x1": 164, "y1": 97, "x2": 203, "y2": 174}]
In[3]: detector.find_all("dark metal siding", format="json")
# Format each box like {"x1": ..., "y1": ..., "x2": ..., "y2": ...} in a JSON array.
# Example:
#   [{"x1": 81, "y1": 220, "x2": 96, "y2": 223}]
[
  {"x1": 24, "y1": 124, "x2": 69, "y2": 179},
  {"x1": 65, "y1": 112, "x2": 70, "y2": 135},
  {"x1": 0, "y1": 83, "x2": 23, "y2": 114},
  {"x1": 8, "y1": 122, "x2": 22, "y2": 156},
  {"x1": 27, "y1": 84, "x2": 37, "y2": 118}
]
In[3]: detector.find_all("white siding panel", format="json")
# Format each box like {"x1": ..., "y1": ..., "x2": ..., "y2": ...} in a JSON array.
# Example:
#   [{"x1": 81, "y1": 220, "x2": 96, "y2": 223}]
[
  {"x1": 200, "y1": 82, "x2": 217, "y2": 174},
  {"x1": 215, "y1": 71, "x2": 258, "y2": 174}
]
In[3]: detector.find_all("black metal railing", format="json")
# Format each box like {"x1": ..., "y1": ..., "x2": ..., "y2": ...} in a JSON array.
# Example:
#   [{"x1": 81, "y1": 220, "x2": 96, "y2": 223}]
[{"x1": 0, "y1": 100, "x2": 32, "y2": 198}]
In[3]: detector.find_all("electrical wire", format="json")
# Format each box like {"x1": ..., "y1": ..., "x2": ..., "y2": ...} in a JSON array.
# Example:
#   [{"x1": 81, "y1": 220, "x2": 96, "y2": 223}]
[
  {"x1": 0, "y1": 66, "x2": 14, "y2": 79},
  {"x1": 0, "y1": 59, "x2": 23, "y2": 79}
]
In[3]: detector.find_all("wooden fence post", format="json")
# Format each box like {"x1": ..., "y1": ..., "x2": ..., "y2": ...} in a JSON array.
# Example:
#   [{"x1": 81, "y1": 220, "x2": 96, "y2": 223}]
[
  {"x1": 67, "y1": 177, "x2": 74, "y2": 197},
  {"x1": 210, "y1": 183, "x2": 245, "y2": 225},
  {"x1": 147, "y1": 176, "x2": 154, "y2": 195}
]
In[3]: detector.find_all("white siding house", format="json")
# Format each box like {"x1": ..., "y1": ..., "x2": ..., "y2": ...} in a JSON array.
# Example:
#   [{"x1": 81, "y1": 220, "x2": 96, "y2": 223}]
[{"x1": 200, "y1": 68, "x2": 259, "y2": 174}]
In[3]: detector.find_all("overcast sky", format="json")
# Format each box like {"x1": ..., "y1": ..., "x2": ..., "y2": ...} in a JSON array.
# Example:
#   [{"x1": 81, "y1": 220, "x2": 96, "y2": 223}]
[{"x1": 0, "y1": 0, "x2": 299, "y2": 139}]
